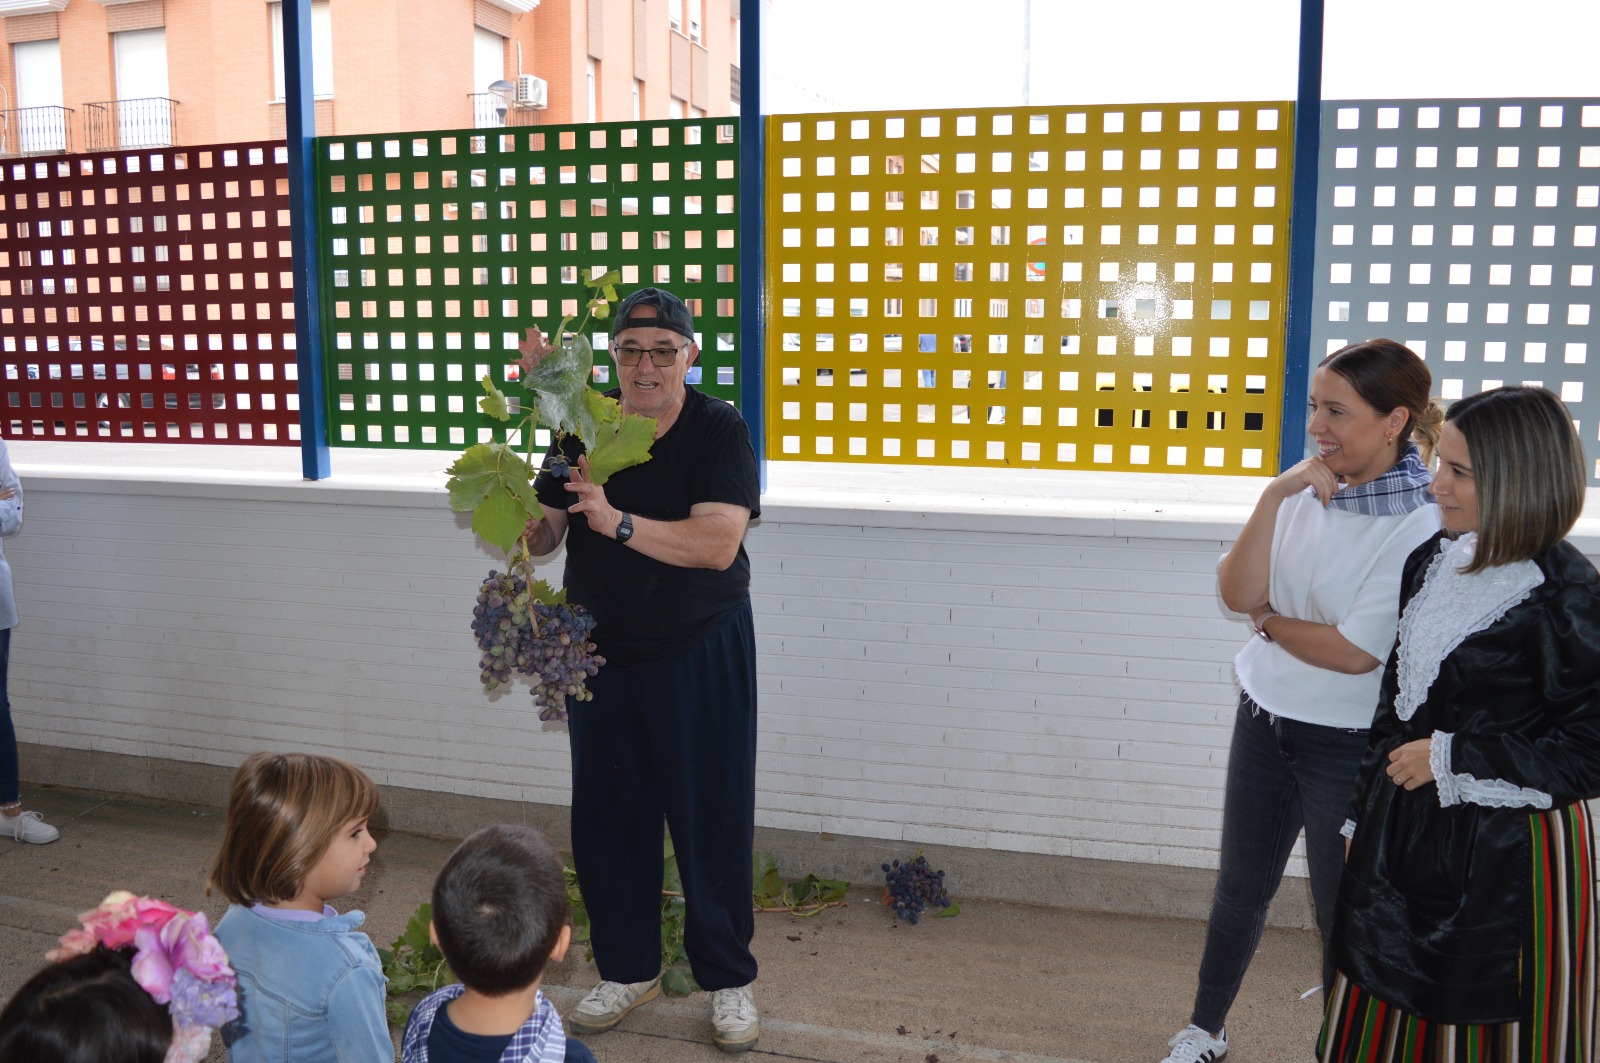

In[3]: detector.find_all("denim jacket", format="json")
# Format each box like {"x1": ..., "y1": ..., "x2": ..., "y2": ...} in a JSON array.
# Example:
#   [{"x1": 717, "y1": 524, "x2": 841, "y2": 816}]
[{"x1": 215, "y1": 904, "x2": 394, "y2": 1063}]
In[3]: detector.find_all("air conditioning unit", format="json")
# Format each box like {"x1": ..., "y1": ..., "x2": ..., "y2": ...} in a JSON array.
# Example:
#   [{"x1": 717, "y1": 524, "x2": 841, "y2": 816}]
[{"x1": 516, "y1": 75, "x2": 548, "y2": 109}]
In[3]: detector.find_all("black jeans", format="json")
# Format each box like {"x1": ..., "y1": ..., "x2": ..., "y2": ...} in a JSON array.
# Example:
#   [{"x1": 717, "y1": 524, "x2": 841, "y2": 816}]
[
  {"x1": 1190, "y1": 694, "x2": 1369, "y2": 1033},
  {"x1": 567, "y1": 600, "x2": 759, "y2": 991},
  {"x1": 0, "y1": 628, "x2": 15, "y2": 805}
]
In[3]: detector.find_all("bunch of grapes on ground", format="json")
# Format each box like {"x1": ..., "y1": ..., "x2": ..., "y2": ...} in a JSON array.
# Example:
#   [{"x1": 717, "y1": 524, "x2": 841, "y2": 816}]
[
  {"x1": 882, "y1": 853, "x2": 954, "y2": 924},
  {"x1": 472, "y1": 569, "x2": 604, "y2": 722}
]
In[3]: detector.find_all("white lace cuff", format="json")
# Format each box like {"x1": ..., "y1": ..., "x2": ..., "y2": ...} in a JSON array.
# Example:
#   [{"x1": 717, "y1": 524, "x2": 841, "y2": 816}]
[
  {"x1": 1431, "y1": 732, "x2": 1460, "y2": 806},
  {"x1": 1340, "y1": 819, "x2": 1356, "y2": 839},
  {"x1": 1432, "y1": 730, "x2": 1553, "y2": 811}
]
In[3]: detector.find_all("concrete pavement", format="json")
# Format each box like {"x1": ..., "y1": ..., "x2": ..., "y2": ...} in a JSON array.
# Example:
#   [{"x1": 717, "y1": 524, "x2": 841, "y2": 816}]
[{"x1": 0, "y1": 786, "x2": 1326, "y2": 1062}]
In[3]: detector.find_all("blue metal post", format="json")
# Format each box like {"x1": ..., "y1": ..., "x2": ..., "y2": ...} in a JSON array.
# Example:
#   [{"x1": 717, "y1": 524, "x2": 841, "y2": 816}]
[
  {"x1": 737, "y1": 1, "x2": 766, "y2": 490},
  {"x1": 1280, "y1": 0, "x2": 1325, "y2": 470},
  {"x1": 284, "y1": 0, "x2": 330, "y2": 479}
]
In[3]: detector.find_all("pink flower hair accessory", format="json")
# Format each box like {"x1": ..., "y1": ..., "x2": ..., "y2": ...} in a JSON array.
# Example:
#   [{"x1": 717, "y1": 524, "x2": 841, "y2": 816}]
[{"x1": 46, "y1": 891, "x2": 240, "y2": 1063}]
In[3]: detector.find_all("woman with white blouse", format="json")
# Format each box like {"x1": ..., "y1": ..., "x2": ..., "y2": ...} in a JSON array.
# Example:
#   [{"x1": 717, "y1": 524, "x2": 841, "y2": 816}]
[{"x1": 1159, "y1": 340, "x2": 1442, "y2": 1063}]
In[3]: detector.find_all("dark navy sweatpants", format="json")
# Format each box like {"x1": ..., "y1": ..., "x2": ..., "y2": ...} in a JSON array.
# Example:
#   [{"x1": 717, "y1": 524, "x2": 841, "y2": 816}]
[{"x1": 567, "y1": 599, "x2": 758, "y2": 991}]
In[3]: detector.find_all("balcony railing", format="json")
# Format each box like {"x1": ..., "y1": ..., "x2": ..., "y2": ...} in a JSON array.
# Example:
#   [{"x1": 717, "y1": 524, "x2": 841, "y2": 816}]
[
  {"x1": 83, "y1": 97, "x2": 179, "y2": 152},
  {"x1": 468, "y1": 93, "x2": 541, "y2": 130},
  {"x1": 0, "y1": 105, "x2": 75, "y2": 158}
]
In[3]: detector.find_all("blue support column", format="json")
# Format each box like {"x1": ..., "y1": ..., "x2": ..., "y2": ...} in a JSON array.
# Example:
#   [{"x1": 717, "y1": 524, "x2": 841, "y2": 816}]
[
  {"x1": 284, "y1": 0, "x2": 330, "y2": 479},
  {"x1": 737, "y1": 1, "x2": 766, "y2": 490},
  {"x1": 1280, "y1": 0, "x2": 1325, "y2": 470}
]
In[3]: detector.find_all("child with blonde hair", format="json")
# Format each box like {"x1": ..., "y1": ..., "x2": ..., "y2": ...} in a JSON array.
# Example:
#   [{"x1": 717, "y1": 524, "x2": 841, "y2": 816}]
[{"x1": 210, "y1": 751, "x2": 392, "y2": 1063}]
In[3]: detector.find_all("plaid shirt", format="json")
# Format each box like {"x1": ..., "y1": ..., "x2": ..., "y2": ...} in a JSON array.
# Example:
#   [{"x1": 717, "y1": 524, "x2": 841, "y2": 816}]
[
  {"x1": 1323, "y1": 443, "x2": 1434, "y2": 516},
  {"x1": 401, "y1": 984, "x2": 567, "y2": 1063}
]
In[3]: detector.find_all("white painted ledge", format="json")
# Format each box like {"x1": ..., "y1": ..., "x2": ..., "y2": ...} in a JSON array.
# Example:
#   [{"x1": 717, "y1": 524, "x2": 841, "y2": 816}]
[{"x1": 15, "y1": 440, "x2": 1600, "y2": 548}]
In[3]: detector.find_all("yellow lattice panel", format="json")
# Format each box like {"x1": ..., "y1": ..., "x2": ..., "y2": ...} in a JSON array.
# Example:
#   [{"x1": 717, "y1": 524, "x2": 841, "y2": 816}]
[{"x1": 766, "y1": 104, "x2": 1294, "y2": 472}]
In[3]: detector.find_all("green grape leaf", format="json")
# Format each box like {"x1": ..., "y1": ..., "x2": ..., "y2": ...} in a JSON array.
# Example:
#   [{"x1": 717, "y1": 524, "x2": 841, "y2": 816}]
[
  {"x1": 750, "y1": 851, "x2": 780, "y2": 894},
  {"x1": 661, "y1": 965, "x2": 700, "y2": 998},
  {"x1": 445, "y1": 444, "x2": 542, "y2": 552},
  {"x1": 583, "y1": 389, "x2": 656, "y2": 485},
  {"x1": 935, "y1": 901, "x2": 962, "y2": 918},
  {"x1": 524, "y1": 333, "x2": 597, "y2": 442},
  {"x1": 585, "y1": 269, "x2": 620, "y2": 291},
  {"x1": 814, "y1": 878, "x2": 850, "y2": 903},
  {"x1": 400, "y1": 905, "x2": 433, "y2": 949},
  {"x1": 478, "y1": 375, "x2": 511, "y2": 421},
  {"x1": 662, "y1": 836, "x2": 684, "y2": 894},
  {"x1": 787, "y1": 873, "x2": 820, "y2": 906}
]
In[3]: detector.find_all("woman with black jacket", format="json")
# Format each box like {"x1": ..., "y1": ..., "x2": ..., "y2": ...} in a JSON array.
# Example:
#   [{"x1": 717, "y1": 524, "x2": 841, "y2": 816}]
[{"x1": 1323, "y1": 385, "x2": 1600, "y2": 1062}]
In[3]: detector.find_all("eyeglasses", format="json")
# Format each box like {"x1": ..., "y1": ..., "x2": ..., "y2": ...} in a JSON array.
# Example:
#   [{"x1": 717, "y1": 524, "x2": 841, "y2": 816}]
[{"x1": 611, "y1": 343, "x2": 686, "y2": 368}]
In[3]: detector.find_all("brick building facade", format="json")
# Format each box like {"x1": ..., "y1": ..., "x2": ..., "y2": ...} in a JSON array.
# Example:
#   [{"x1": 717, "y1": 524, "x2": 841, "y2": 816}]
[{"x1": 0, "y1": 0, "x2": 736, "y2": 155}]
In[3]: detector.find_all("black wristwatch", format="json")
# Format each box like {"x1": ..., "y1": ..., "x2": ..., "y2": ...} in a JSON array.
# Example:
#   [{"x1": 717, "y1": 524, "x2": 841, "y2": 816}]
[{"x1": 614, "y1": 512, "x2": 634, "y2": 543}]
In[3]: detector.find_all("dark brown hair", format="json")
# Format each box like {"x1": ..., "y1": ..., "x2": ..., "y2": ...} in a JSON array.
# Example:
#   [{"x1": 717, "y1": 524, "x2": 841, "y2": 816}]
[
  {"x1": 431, "y1": 825, "x2": 569, "y2": 996},
  {"x1": 208, "y1": 752, "x2": 380, "y2": 906},
  {"x1": 0, "y1": 947, "x2": 170, "y2": 1063},
  {"x1": 1446, "y1": 386, "x2": 1586, "y2": 572},
  {"x1": 1318, "y1": 338, "x2": 1443, "y2": 463}
]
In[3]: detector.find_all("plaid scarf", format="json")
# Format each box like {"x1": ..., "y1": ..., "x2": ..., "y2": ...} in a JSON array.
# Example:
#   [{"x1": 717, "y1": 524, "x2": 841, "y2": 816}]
[
  {"x1": 1322, "y1": 442, "x2": 1434, "y2": 516},
  {"x1": 401, "y1": 984, "x2": 567, "y2": 1063}
]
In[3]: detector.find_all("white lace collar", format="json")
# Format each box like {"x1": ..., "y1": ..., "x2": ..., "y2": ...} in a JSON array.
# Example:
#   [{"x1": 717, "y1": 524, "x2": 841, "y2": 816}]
[{"x1": 1394, "y1": 534, "x2": 1544, "y2": 722}]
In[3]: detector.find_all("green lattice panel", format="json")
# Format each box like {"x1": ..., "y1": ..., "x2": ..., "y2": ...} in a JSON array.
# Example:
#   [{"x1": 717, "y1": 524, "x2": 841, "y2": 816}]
[{"x1": 315, "y1": 120, "x2": 741, "y2": 449}]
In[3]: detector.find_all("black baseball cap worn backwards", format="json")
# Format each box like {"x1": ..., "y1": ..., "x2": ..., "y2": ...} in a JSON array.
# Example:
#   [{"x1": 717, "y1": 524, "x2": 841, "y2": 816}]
[{"x1": 612, "y1": 287, "x2": 696, "y2": 344}]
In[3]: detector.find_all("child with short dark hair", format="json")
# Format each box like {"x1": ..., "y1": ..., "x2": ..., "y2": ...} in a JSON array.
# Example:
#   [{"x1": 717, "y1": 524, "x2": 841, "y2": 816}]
[
  {"x1": 1, "y1": 891, "x2": 240, "y2": 1063},
  {"x1": 401, "y1": 824, "x2": 595, "y2": 1063},
  {"x1": 210, "y1": 751, "x2": 392, "y2": 1063}
]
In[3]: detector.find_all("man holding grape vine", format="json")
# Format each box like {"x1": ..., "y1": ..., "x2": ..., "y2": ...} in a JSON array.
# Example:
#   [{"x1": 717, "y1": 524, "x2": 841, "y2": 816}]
[{"x1": 522, "y1": 287, "x2": 763, "y2": 1053}]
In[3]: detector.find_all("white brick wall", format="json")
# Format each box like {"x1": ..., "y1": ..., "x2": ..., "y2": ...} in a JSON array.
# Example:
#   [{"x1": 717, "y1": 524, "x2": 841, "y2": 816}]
[{"x1": 11, "y1": 445, "x2": 1599, "y2": 877}]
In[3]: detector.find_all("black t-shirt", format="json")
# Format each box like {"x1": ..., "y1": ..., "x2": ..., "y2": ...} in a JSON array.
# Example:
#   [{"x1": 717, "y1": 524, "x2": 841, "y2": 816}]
[
  {"x1": 534, "y1": 385, "x2": 760, "y2": 669},
  {"x1": 427, "y1": 1005, "x2": 512, "y2": 1063}
]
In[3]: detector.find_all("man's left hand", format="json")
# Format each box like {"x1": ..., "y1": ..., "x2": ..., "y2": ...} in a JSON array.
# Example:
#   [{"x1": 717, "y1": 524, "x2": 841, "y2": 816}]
[{"x1": 565, "y1": 455, "x2": 625, "y2": 539}]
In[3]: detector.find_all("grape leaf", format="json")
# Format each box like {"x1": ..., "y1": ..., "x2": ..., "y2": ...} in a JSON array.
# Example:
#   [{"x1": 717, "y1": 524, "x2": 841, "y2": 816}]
[
  {"x1": 750, "y1": 851, "x2": 780, "y2": 895},
  {"x1": 477, "y1": 375, "x2": 510, "y2": 422},
  {"x1": 935, "y1": 901, "x2": 961, "y2": 918},
  {"x1": 661, "y1": 965, "x2": 700, "y2": 997},
  {"x1": 583, "y1": 389, "x2": 656, "y2": 485},
  {"x1": 445, "y1": 443, "x2": 542, "y2": 553},
  {"x1": 524, "y1": 333, "x2": 597, "y2": 443}
]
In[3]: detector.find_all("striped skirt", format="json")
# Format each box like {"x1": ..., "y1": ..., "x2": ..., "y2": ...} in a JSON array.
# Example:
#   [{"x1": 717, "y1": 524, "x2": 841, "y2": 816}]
[{"x1": 1319, "y1": 801, "x2": 1598, "y2": 1063}]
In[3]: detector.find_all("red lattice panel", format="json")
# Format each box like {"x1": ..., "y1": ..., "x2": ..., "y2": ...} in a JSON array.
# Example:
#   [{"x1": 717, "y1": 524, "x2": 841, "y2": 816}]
[{"x1": 0, "y1": 142, "x2": 301, "y2": 444}]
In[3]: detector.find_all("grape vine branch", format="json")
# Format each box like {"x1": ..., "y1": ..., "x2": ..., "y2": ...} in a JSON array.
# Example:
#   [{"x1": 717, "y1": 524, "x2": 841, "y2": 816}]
[{"x1": 444, "y1": 271, "x2": 657, "y2": 718}]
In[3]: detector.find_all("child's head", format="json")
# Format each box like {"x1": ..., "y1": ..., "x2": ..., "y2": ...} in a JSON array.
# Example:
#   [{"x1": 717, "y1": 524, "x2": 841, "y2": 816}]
[
  {"x1": 209, "y1": 751, "x2": 381, "y2": 906},
  {"x1": 0, "y1": 948, "x2": 170, "y2": 1063},
  {"x1": 431, "y1": 825, "x2": 571, "y2": 996}
]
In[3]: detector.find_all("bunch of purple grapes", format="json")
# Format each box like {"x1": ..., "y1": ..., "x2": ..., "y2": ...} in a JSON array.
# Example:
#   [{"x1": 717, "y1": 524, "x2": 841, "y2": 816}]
[
  {"x1": 472, "y1": 569, "x2": 605, "y2": 722},
  {"x1": 882, "y1": 854, "x2": 950, "y2": 924}
]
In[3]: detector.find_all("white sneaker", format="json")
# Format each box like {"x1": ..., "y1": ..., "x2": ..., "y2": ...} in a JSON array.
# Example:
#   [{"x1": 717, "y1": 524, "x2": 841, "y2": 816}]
[
  {"x1": 1161, "y1": 1025, "x2": 1227, "y2": 1063},
  {"x1": 710, "y1": 984, "x2": 759, "y2": 1053},
  {"x1": 567, "y1": 975, "x2": 661, "y2": 1035},
  {"x1": 0, "y1": 811, "x2": 59, "y2": 844}
]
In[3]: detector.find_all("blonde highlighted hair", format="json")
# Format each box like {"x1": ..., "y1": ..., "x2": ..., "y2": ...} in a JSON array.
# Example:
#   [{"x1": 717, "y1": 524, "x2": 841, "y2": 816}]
[
  {"x1": 208, "y1": 752, "x2": 380, "y2": 906},
  {"x1": 1446, "y1": 386, "x2": 1586, "y2": 573}
]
